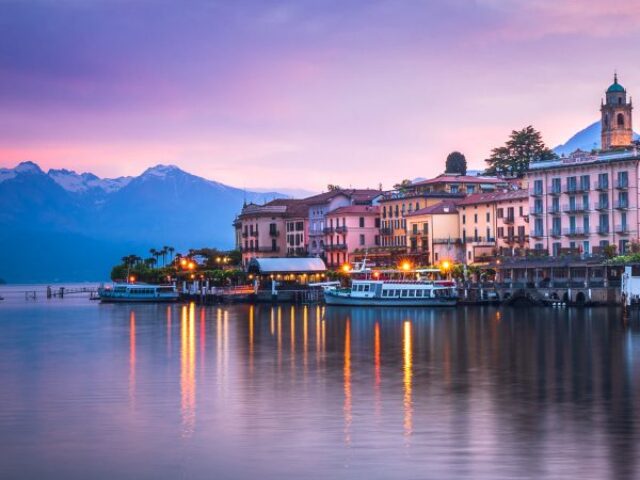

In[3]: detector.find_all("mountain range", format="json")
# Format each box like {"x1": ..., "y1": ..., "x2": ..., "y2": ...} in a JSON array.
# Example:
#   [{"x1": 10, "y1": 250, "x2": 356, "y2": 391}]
[{"x1": 0, "y1": 162, "x2": 286, "y2": 283}]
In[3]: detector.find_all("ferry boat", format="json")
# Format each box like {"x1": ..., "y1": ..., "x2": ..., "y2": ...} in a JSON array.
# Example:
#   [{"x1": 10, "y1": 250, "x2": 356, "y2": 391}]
[
  {"x1": 323, "y1": 265, "x2": 458, "y2": 307},
  {"x1": 97, "y1": 283, "x2": 179, "y2": 303}
]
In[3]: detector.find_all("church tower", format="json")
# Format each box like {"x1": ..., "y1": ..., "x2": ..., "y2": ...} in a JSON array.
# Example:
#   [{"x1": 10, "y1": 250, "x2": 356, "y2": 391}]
[{"x1": 601, "y1": 73, "x2": 633, "y2": 151}]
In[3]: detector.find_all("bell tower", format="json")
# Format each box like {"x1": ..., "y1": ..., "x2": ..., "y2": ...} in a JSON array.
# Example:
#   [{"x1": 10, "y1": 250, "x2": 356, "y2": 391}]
[{"x1": 601, "y1": 73, "x2": 633, "y2": 151}]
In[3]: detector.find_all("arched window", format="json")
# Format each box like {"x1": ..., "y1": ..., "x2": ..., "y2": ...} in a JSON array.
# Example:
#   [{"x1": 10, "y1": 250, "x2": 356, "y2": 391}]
[
  {"x1": 604, "y1": 114, "x2": 609, "y2": 128},
  {"x1": 617, "y1": 113, "x2": 625, "y2": 127}
]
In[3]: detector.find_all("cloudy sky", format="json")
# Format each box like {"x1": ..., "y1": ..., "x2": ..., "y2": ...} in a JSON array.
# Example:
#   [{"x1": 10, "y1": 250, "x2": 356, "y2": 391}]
[{"x1": 1, "y1": 0, "x2": 639, "y2": 189}]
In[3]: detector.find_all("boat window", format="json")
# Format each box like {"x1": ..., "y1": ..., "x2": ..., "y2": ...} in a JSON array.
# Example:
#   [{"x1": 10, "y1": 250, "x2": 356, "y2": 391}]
[
  {"x1": 363, "y1": 284, "x2": 370, "y2": 292},
  {"x1": 382, "y1": 290, "x2": 387, "y2": 297},
  {"x1": 401, "y1": 290, "x2": 408, "y2": 297},
  {"x1": 409, "y1": 290, "x2": 416, "y2": 297},
  {"x1": 416, "y1": 290, "x2": 422, "y2": 297}
]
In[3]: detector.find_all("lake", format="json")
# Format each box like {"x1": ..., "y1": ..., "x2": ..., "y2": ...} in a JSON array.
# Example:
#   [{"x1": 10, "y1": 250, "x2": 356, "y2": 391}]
[{"x1": 1, "y1": 291, "x2": 639, "y2": 479}]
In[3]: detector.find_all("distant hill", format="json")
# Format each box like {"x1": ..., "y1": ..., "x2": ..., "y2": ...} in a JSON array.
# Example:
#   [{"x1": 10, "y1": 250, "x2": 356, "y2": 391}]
[
  {"x1": 0, "y1": 162, "x2": 287, "y2": 283},
  {"x1": 553, "y1": 121, "x2": 640, "y2": 156}
]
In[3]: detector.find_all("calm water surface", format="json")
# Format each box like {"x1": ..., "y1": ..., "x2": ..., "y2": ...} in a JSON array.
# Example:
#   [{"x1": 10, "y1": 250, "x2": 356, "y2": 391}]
[{"x1": 1, "y1": 289, "x2": 639, "y2": 479}]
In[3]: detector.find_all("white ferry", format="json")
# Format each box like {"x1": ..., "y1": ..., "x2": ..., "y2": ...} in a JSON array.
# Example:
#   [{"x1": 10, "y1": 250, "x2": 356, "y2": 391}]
[
  {"x1": 98, "y1": 283, "x2": 179, "y2": 303},
  {"x1": 323, "y1": 265, "x2": 458, "y2": 307}
]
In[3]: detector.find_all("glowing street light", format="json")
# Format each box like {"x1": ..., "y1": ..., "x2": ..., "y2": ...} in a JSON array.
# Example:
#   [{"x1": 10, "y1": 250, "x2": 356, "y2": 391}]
[
  {"x1": 401, "y1": 261, "x2": 411, "y2": 271},
  {"x1": 342, "y1": 264, "x2": 351, "y2": 273}
]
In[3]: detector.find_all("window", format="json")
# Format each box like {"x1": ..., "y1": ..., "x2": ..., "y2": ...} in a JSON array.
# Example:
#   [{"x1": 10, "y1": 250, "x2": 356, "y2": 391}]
[
  {"x1": 486, "y1": 212, "x2": 490, "y2": 222},
  {"x1": 359, "y1": 217, "x2": 365, "y2": 228},
  {"x1": 534, "y1": 179, "x2": 543, "y2": 194},
  {"x1": 359, "y1": 234, "x2": 365, "y2": 246},
  {"x1": 462, "y1": 215, "x2": 466, "y2": 224},
  {"x1": 497, "y1": 208, "x2": 503, "y2": 218},
  {"x1": 474, "y1": 213, "x2": 478, "y2": 223},
  {"x1": 519, "y1": 206, "x2": 523, "y2": 216},
  {"x1": 617, "y1": 113, "x2": 625, "y2": 127},
  {"x1": 497, "y1": 227, "x2": 504, "y2": 238},
  {"x1": 375, "y1": 218, "x2": 380, "y2": 228},
  {"x1": 467, "y1": 185, "x2": 475, "y2": 194}
]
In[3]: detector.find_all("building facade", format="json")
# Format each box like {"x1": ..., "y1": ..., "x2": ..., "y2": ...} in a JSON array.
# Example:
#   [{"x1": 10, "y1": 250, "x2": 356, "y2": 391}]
[
  {"x1": 405, "y1": 200, "x2": 464, "y2": 265},
  {"x1": 601, "y1": 74, "x2": 633, "y2": 151},
  {"x1": 323, "y1": 205, "x2": 380, "y2": 268}
]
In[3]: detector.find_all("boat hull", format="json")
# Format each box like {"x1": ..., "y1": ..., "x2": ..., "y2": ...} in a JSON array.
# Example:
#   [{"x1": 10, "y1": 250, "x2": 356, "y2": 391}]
[
  {"x1": 324, "y1": 291, "x2": 456, "y2": 307},
  {"x1": 99, "y1": 296, "x2": 178, "y2": 303}
]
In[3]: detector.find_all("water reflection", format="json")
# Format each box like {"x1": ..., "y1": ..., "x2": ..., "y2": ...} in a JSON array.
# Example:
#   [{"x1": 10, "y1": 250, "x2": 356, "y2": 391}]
[
  {"x1": 403, "y1": 320, "x2": 412, "y2": 440},
  {"x1": 180, "y1": 303, "x2": 196, "y2": 437},
  {"x1": 344, "y1": 318, "x2": 352, "y2": 445},
  {"x1": 3, "y1": 304, "x2": 640, "y2": 479},
  {"x1": 129, "y1": 310, "x2": 136, "y2": 404}
]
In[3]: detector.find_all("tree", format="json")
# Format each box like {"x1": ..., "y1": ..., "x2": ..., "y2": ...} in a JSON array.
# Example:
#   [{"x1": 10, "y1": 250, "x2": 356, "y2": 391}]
[
  {"x1": 445, "y1": 151, "x2": 467, "y2": 175},
  {"x1": 327, "y1": 184, "x2": 342, "y2": 191},
  {"x1": 485, "y1": 126, "x2": 557, "y2": 177},
  {"x1": 393, "y1": 179, "x2": 412, "y2": 190}
]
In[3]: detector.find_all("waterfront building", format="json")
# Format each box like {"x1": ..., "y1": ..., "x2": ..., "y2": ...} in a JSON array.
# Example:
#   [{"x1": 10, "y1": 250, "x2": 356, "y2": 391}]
[
  {"x1": 379, "y1": 189, "x2": 464, "y2": 256},
  {"x1": 306, "y1": 189, "x2": 380, "y2": 258},
  {"x1": 527, "y1": 76, "x2": 639, "y2": 256},
  {"x1": 323, "y1": 205, "x2": 380, "y2": 268},
  {"x1": 410, "y1": 173, "x2": 507, "y2": 195},
  {"x1": 456, "y1": 189, "x2": 529, "y2": 263},
  {"x1": 405, "y1": 200, "x2": 464, "y2": 265},
  {"x1": 235, "y1": 199, "x2": 309, "y2": 266}
]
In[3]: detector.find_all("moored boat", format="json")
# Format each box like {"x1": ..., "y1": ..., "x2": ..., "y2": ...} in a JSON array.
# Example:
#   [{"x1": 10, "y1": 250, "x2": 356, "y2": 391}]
[
  {"x1": 98, "y1": 283, "x2": 179, "y2": 303},
  {"x1": 323, "y1": 264, "x2": 457, "y2": 307}
]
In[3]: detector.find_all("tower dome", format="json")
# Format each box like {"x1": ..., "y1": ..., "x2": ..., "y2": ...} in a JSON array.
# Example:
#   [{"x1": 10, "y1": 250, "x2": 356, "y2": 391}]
[{"x1": 607, "y1": 74, "x2": 625, "y2": 93}]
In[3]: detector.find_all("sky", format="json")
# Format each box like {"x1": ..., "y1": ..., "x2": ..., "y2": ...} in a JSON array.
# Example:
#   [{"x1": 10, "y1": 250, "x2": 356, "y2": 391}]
[{"x1": 1, "y1": 0, "x2": 640, "y2": 190}]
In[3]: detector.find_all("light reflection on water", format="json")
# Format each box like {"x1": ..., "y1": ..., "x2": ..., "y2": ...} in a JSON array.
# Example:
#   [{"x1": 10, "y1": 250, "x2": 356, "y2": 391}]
[{"x1": 0, "y1": 300, "x2": 640, "y2": 479}]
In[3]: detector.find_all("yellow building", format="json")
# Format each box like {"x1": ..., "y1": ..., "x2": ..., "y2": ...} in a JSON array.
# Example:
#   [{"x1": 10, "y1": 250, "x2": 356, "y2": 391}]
[
  {"x1": 405, "y1": 200, "x2": 465, "y2": 266},
  {"x1": 457, "y1": 190, "x2": 529, "y2": 263}
]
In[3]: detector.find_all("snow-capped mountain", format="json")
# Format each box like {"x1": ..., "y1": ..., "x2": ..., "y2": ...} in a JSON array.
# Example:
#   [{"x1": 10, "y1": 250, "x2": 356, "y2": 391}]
[
  {"x1": 48, "y1": 168, "x2": 132, "y2": 193},
  {"x1": 0, "y1": 162, "x2": 288, "y2": 282},
  {"x1": 553, "y1": 120, "x2": 640, "y2": 156}
]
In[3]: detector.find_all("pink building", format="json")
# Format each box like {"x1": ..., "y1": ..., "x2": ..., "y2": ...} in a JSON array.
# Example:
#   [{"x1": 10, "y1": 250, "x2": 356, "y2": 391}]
[
  {"x1": 324, "y1": 205, "x2": 380, "y2": 268},
  {"x1": 528, "y1": 149, "x2": 639, "y2": 256},
  {"x1": 235, "y1": 199, "x2": 309, "y2": 267}
]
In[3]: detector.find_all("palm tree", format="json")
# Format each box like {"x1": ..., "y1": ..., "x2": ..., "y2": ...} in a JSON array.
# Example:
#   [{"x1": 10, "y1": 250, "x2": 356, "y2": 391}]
[
  {"x1": 168, "y1": 246, "x2": 175, "y2": 264},
  {"x1": 161, "y1": 246, "x2": 169, "y2": 267}
]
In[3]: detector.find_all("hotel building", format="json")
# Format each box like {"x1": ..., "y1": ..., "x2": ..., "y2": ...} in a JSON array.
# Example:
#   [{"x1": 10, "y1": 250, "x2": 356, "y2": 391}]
[
  {"x1": 323, "y1": 205, "x2": 380, "y2": 268},
  {"x1": 527, "y1": 76, "x2": 639, "y2": 256}
]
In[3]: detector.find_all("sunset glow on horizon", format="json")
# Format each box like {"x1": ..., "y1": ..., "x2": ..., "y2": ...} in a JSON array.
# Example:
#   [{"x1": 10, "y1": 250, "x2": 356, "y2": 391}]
[{"x1": 2, "y1": 0, "x2": 640, "y2": 189}]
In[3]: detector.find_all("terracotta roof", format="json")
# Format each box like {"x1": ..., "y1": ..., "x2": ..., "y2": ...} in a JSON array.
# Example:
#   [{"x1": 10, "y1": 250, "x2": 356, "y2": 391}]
[
  {"x1": 326, "y1": 205, "x2": 380, "y2": 216},
  {"x1": 412, "y1": 174, "x2": 505, "y2": 186},
  {"x1": 406, "y1": 200, "x2": 460, "y2": 216},
  {"x1": 303, "y1": 188, "x2": 380, "y2": 205},
  {"x1": 456, "y1": 189, "x2": 528, "y2": 206}
]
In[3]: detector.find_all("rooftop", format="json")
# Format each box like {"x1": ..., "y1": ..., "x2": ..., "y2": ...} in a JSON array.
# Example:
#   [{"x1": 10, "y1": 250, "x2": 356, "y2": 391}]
[
  {"x1": 456, "y1": 189, "x2": 528, "y2": 206},
  {"x1": 412, "y1": 174, "x2": 505, "y2": 186},
  {"x1": 326, "y1": 205, "x2": 380, "y2": 215},
  {"x1": 406, "y1": 200, "x2": 460, "y2": 216}
]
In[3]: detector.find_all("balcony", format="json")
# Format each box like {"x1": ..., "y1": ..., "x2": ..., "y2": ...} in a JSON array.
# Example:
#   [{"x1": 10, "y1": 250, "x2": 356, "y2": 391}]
[
  {"x1": 596, "y1": 181, "x2": 609, "y2": 191},
  {"x1": 530, "y1": 188, "x2": 544, "y2": 197},
  {"x1": 595, "y1": 202, "x2": 609, "y2": 211},
  {"x1": 463, "y1": 236, "x2": 495, "y2": 245},
  {"x1": 563, "y1": 227, "x2": 589, "y2": 237},
  {"x1": 548, "y1": 185, "x2": 562, "y2": 196},
  {"x1": 615, "y1": 201, "x2": 629, "y2": 210},
  {"x1": 250, "y1": 230, "x2": 259, "y2": 237},
  {"x1": 564, "y1": 184, "x2": 590, "y2": 194},
  {"x1": 563, "y1": 203, "x2": 590, "y2": 213},
  {"x1": 242, "y1": 232, "x2": 249, "y2": 238},
  {"x1": 257, "y1": 246, "x2": 280, "y2": 253},
  {"x1": 502, "y1": 215, "x2": 516, "y2": 224},
  {"x1": 616, "y1": 180, "x2": 629, "y2": 190},
  {"x1": 530, "y1": 230, "x2": 544, "y2": 238},
  {"x1": 550, "y1": 228, "x2": 562, "y2": 237},
  {"x1": 335, "y1": 225, "x2": 348, "y2": 234},
  {"x1": 269, "y1": 230, "x2": 280, "y2": 237},
  {"x1": 325, "y1": 243, "x2": 347, "y2": 251},
  {"x1": 504, "y1": 235, "x2": 527, "y2": 244},
  {"x1": 380, "y1": 227, "x2": 392, "y2": 235},
  {"x1": 549, "y1": 205, "x2": 561, "y2": 214},
  {"x1": 529, "y1": 207, "x2": 543, "y2": 216},
  {"x1": 597, "y1": 225, "x2": 609, "y2": 235},
  {"x1": 616, "y1": 225, "x2": 630, "y2": 235},
  {"x1": 323, "y1": 227, "x2": 334, "y2": 234},
  {"x1": 433, "y1": 237, "x2": 463, "y2": 245}
]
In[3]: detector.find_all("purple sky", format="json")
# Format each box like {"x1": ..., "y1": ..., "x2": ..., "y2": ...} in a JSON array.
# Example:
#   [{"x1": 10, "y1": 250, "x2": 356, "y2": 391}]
[{"x1": 1, "y1": 0, "x2": 639, "y2": 190}]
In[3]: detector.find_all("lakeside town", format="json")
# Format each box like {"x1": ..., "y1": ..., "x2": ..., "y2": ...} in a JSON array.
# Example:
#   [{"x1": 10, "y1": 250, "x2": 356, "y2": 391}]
[{"x1": 102, "y1": 75, "x2": 640, "y2": 307}]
